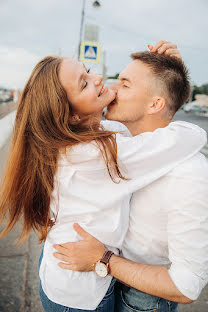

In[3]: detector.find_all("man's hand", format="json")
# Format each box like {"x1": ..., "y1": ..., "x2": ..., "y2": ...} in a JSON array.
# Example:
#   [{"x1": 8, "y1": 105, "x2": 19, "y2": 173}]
[
  {"x1": 148, "y1": 40, "x2": 182, "y2": 59},
  {"x1": 53, "y1": 223, "x2": 106, "y2": 271},
  {"x1": 53, "y1": 224, "x2": 193, "y2": 303}
]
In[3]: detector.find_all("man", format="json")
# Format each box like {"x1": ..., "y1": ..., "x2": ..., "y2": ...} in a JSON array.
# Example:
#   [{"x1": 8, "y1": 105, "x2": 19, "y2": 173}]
[{"x1": 53, "y1": 42, "x2": 208, "y2": 311}]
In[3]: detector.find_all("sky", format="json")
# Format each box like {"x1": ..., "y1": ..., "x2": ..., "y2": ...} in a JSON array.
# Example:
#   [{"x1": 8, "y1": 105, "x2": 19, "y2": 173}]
[{"x1": 0, "y1": 0, "x2": 207, "y2": 88}]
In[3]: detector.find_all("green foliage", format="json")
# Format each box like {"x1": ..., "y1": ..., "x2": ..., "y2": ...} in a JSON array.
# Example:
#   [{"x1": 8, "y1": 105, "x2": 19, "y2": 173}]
[
  {"x1": 107, "y1": 73, "x2": 119, "y2": 79},
  {"x1": 192, "y1": 83, "x2": 208, "y2": 101}
]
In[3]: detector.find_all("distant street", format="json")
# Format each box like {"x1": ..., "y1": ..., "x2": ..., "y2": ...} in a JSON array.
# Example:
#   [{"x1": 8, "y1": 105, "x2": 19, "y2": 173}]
[
  {"x1": 174, "y1": 109, "x2": 208, "y2": 158},
  {"x1": 174, "y1": 109, "x2": 208, "y2": 134},
  {"x1": 0, "y1": 101, "x2": 17, "y2": 120}
]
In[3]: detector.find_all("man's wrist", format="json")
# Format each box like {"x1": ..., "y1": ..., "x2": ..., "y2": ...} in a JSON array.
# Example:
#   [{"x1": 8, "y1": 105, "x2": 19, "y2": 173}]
[
  {"x1": 108, "y1": 254, "x2": 118, "y2": 275},
  {"x1": 93, "y1": 249, "x2": 114, "y2": 278}
]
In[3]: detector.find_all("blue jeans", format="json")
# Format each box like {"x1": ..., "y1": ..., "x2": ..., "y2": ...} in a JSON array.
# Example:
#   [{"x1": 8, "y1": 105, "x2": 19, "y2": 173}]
[
  {"x1": 38, "y1": 246, "x2": 116, "y2": 312},
  {"x1": 115, "y1": 282, "x2": 178, "y2": 312}
]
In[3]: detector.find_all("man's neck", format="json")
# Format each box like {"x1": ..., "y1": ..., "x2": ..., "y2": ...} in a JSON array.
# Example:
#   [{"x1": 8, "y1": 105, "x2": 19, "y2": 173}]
[{"x1": 123, "y1": 117, "x2": 170, "y2": 136}]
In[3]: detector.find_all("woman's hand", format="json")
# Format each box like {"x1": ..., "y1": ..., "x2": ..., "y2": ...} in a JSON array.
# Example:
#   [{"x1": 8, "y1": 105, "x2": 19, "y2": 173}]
[
  {"x1": 53, "y1": 223, "x2": 106, "y2": 271},
  {"x1": 148, "y1": 40, "x2": 182, "y2": 59}
]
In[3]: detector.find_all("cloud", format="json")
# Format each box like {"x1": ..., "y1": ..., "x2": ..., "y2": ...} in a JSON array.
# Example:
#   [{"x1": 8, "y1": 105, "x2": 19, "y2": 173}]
[
  {"x1": 0, "y1": 0, "x2": 81, "y2": 55},
  {"x1": 0, "y1": 0, "x2": 207, "y2": 86},
  {"x1": 0, "y1": 46, "x2": 40, "y2": 88}
]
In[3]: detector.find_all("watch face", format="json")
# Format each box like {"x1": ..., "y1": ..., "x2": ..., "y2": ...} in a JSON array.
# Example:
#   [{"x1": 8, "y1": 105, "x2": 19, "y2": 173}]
[{"x1": 95, "y1": 261, "x2": 108, "y2": 278}]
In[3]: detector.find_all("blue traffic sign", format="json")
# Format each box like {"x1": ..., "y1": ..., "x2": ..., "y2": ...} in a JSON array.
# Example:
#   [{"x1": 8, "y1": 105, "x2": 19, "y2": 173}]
[{"x1": 80, "y1": 41, "x2": 101, "y2": 63}]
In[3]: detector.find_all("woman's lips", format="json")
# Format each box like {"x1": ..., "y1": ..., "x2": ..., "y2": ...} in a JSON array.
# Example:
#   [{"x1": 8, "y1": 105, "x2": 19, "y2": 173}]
[
  {"x1": 101, "y1": 87, "x2": 108, "y2": 95},
  {"x1": 98, "y1": 84, "x2": 108, "y2": 97}
]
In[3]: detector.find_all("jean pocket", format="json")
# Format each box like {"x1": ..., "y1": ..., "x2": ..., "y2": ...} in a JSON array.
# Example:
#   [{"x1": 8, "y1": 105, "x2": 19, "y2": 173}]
[
  {"x1": 103, "y1": 286, "x2": 114, "y2": 300},
  {"x1": 121, "y1": 288, "x2": 159, "y2": 312},
  {"x1": 102, "y1": 279, "x2": 116, "y2": 300}
]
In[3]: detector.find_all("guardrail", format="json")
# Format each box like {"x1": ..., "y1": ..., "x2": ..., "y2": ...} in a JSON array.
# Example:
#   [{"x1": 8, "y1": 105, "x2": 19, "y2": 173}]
[{"x1": 0, "y1": 110, "x2": 16, "y2": 149}]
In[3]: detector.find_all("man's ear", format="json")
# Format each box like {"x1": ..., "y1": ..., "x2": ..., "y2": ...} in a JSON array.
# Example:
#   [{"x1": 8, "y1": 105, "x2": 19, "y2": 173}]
[{"x1": 147, "y1": 96, "x2": 166, "y2": 115}]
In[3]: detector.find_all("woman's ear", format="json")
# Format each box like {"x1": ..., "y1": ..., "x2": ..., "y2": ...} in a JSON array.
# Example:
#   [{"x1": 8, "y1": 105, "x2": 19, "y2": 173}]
[{"x1": 70, "y1": 114, "x2": 81, "y2": 124}]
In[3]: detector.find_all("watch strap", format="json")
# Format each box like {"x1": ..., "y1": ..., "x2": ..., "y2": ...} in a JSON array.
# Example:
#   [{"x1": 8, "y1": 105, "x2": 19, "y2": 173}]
[{"x1": 100, "y1": 250, "x2": 114, "y2": 265}]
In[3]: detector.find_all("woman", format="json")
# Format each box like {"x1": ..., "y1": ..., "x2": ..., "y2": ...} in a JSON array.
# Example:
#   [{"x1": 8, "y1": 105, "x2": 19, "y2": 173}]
[{"x1": 0, "y1": 48, "x2": 206, "y2": 311}]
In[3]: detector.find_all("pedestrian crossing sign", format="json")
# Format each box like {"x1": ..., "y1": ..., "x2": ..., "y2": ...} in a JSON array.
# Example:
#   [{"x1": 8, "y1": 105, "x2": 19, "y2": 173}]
[{"x1": 80, "y1": 41, "x2": 101, "y2": 63}]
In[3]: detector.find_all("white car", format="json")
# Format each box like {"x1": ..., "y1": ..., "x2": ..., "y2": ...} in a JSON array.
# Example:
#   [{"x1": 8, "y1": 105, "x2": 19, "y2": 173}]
[{"x1": 183, "y1": 103, "x2": 208, "y2": 113}]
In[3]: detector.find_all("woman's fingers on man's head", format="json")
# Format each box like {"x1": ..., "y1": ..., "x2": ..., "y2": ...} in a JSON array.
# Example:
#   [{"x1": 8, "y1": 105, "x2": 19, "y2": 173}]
[
  {"x1": 150, "y1": 40, "x2": 168, "y2": 52},
  {"x1": 150, "y1": 41, "x2": 177, "y2": 53},
  {"x1": 164, "y1": 49, "x2": 182, "y2": 59},
  {"x1": 148, "y1": 44, "x2": 153, "y2": 51},
  {"x1": 147, "y1": 41, "x2": 181, "y2": 59}
]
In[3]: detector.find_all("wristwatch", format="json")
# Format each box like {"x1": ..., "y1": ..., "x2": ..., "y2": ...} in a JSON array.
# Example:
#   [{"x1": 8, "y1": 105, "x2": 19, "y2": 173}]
[{"x1": 93, "y1": 250, "x2": 114, "y2": 278}]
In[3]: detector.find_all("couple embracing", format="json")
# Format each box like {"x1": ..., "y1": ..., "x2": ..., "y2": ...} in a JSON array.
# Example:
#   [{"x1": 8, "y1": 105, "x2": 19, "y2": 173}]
[{"x1": 1, "y1": 41, "x2": 208, "y2": 312}]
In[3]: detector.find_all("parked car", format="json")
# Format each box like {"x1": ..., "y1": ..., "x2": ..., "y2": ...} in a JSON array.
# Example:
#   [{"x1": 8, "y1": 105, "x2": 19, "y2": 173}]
[{"x1": 183, "y1": 103, "x2": 208, "y2": 113}]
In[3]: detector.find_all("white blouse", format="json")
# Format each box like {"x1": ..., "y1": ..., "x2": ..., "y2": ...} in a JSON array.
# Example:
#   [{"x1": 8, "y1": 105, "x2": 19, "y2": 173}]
[{"x1": 39, "y1": 120, "x2": 206, "y2": 309}]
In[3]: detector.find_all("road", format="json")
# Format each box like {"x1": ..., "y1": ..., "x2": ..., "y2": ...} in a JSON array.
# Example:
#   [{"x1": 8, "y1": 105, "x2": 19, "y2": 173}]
[
  {"x1": 0, "y1": 110, "x2": 207, "y2": 311},
  {"x1": 0, "y1": 138, "x2": 44, "y2": 312},
  {"x1": 174, "y1": 110, "x2": 208, "y2": 133},
  {"x1": 0, "y1": 101, "x2": 17, "y2": 119},
  {"x1": 174, "y1": 110, "x2": 208, "y2": 158}
]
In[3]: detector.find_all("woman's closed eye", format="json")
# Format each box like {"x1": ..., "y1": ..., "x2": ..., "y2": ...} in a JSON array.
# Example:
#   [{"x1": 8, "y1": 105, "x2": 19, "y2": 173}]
[
  {"x1": 82, "y1": 69, "x2": 90, "y2": 89},
  {"x1": 83, "y1": 81, "x2": 88, "y2": 89}
]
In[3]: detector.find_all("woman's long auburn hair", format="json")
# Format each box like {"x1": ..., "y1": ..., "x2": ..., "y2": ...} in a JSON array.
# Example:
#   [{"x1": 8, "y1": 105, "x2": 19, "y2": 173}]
[{"x1": 0, "y1": 56, "x2": 126, "y2": 245}]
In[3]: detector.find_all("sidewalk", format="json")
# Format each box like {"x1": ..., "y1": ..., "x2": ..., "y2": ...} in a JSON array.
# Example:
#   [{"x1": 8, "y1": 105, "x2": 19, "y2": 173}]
[
  {"x1": 0, "y1": 224, "x2": 43, "y2": 312},
  {"x1": 0, "y1": 137, "x2": 44, "y2": 311}
]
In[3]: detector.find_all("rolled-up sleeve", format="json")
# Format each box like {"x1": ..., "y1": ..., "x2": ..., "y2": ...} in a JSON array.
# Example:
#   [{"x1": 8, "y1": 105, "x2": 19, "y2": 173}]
[{"x1": 167, "y1": 159, "x2": 208, "y2": 300}]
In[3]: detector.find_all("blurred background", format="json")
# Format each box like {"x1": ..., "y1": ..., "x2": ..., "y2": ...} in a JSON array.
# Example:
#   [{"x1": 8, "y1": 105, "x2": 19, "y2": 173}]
[{"x1": 0, "y1": 0, "x2": 207, "y2": 311}]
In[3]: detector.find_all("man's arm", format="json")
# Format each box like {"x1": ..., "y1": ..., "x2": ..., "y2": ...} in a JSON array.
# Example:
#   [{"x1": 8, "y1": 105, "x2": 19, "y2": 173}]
[
  {"x1": 109, "y1": 254, "x2": 192, "y2": 304},
  {"x1": 53, "y1": 224, "x2": 192, "y2": 304}
]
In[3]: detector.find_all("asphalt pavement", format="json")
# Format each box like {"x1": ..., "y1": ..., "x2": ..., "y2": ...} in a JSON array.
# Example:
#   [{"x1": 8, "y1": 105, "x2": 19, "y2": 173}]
[
  {"x1": 0, "y1": 110, "x2": 207, "y2": 312},
  {"x1": 0, "y1": 138, "x2": 44, "y2": 312},
  {"x1": 174, "y1": 110, "x2": 208, "y2": 158}
]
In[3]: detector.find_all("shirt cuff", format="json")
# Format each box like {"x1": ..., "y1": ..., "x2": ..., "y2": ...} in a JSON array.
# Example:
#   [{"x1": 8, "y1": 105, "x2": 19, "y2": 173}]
[{"x1": 168, "y1": 264, "x2": 207, "y2": 300}]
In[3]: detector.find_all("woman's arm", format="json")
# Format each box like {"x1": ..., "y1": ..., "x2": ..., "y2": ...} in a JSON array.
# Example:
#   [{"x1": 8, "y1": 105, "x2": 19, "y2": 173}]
[{"x1": 116, "y1": 121, "x2": 206, "y2": 193}]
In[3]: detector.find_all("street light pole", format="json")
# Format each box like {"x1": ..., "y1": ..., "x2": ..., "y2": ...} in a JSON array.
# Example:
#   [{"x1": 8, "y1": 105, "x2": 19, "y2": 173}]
[
  {"x1": 78, "y1": 0, "x2": 86, "y2": 60},
  {"x1": 77, "y1": 0, "x2": 101, "y2": 60},
  {"x1": 93, "y1": 1, "x2": 101, "y2": 7}
]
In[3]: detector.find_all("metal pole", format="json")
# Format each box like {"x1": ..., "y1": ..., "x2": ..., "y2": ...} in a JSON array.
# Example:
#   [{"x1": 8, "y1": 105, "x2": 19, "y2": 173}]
[
  {"x1": 102, "y1": 50, "x2": 107, "y2": 81},
  {"x1": 78, "y1": 0, "x2": 86, "y2": 60}
]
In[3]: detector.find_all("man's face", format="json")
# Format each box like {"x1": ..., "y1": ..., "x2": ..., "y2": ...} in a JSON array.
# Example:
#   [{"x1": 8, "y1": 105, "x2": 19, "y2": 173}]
[{"x1": 105, "y1": 60, "x2": 155, "y2": 123}]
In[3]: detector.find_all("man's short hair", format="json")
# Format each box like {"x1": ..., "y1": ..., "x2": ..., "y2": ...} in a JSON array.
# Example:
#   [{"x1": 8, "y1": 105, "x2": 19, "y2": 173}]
[{"x1": 130, "y1": 51, "x2": 190, "y2": 117}]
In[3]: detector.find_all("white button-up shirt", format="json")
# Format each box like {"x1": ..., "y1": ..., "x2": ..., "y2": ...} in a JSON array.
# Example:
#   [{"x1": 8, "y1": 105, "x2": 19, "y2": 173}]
[
  {"x1": 39, "y1": 121, "x2": 206, "y2": 309},
  {"x1": 122, "y1": 152, "x2": 208, "y2": 300}
]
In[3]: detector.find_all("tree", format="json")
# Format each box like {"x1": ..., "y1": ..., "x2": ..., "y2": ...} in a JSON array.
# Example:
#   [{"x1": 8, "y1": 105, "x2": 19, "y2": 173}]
[
  {"x1": 107, "y1": 73, "x2": 119, "y2": 79},
  {"x1": 192, "y1": 83, "x2": 208, "y2": 101}
]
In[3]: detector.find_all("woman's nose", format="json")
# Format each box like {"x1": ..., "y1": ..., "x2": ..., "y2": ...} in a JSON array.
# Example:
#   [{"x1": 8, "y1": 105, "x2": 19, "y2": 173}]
[
  {"x1": 94, "y1": 74, "x2": 103, "y2": 86},
  {"x1": 110, "y1": 82, "x2": 118, "y2": 92}
]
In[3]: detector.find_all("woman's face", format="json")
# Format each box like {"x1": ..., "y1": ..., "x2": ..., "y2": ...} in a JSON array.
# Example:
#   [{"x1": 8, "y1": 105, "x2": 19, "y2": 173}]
[{"x1": 59, "y1": 58, "x2": 116, "y2": 118}]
